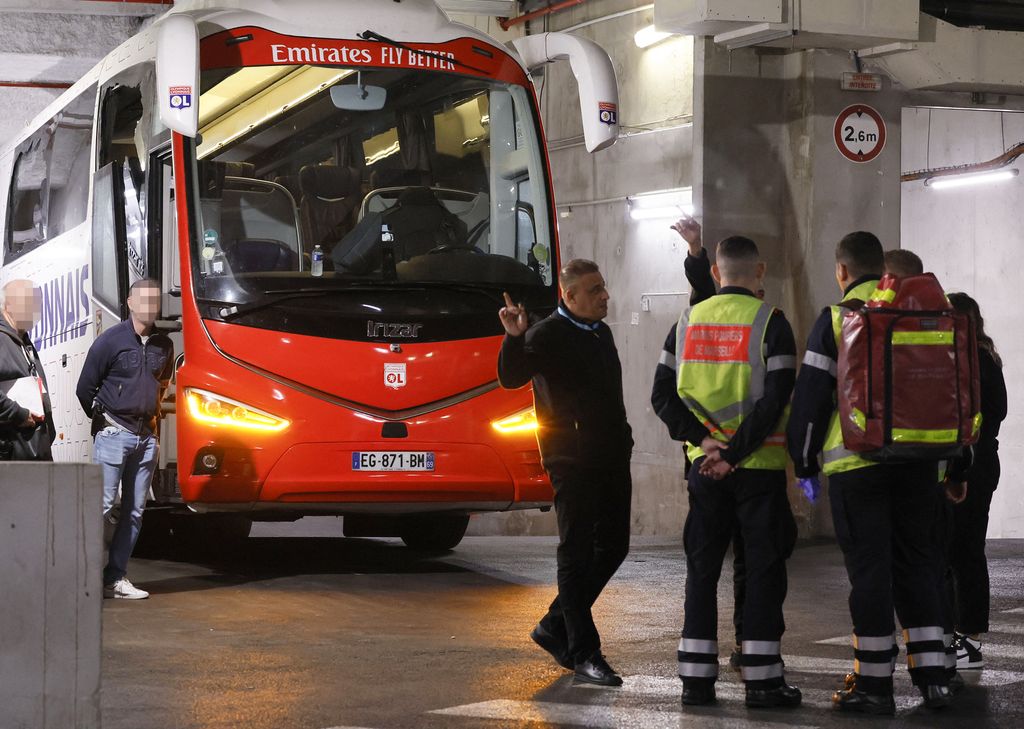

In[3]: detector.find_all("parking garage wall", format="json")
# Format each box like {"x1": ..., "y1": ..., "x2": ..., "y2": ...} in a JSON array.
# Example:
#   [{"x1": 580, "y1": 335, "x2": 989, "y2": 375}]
[{"x1": 901, "y1": 107, "x2": 1024, "y2": 538}]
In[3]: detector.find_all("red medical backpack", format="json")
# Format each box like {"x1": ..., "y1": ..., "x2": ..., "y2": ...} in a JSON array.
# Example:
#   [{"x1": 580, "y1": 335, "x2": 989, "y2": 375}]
[{"x1": 836, "y1": 273, "x2": 981, "y2": 461}]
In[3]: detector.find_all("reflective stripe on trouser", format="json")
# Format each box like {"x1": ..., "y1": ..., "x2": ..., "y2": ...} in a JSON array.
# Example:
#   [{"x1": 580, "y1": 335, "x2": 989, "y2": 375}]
[
  {"x1": 678, "y1": 637, "x2": 719, "y2": 680},
  {"x1": 828, "y1": 463, "x2": 949, "y2": 693},
  {"x1": 904, "y1": 626, "x2": 948, "y2": 671},
  {"x1": 741, "y1": 640, "x2": 784, "y2": 683},
  {"x1": 683, "y1": 469, "x2": 790, "y2": 687},
  {"x1": 852, "y1": 633, "x2": 898, "y2": 678}
]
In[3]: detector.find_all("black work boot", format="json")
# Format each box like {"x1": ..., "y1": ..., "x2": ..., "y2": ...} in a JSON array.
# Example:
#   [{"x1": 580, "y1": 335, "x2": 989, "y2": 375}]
[
  {"x1": 746, "y1": 683, "x2": 802, "y2": 708},
  {"x1": 832, "y1": 686, "x2": 896, "y2": 716},
  {"x1": 920, "y1": 684, "x2": 952, "y2": 709},
  {"x1": 681, "y1": 679, "x2": 716, "y2": 706}
]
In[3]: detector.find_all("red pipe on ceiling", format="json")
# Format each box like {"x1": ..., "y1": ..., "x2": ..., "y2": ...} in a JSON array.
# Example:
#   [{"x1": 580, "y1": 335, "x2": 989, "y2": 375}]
[
  {"x1": 499, "y1": 0, "x2": 588, "y2": 31},
  {"x1": 0, "y1": 81, "x2": 73, "y2": 89}
]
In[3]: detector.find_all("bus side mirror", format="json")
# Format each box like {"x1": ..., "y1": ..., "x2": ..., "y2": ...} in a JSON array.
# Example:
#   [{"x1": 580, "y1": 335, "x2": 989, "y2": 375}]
[
  {"x1": 512, "y1": 32, "x2": 619, "y2": 153},
  {"x1": 156, "y1": 14, "x2": 200, "y2": 137}
]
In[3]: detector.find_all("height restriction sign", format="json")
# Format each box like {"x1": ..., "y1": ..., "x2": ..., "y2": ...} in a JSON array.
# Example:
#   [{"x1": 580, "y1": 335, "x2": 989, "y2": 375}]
[{"x1": 834, "y1": 104, "x2": 886, "y2": 163}]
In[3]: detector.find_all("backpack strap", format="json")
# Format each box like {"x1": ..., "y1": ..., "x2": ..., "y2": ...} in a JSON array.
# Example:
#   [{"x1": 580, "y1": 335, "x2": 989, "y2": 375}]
[{"x1": 837, "y1": 298, "x2": 864, "y2": 311}]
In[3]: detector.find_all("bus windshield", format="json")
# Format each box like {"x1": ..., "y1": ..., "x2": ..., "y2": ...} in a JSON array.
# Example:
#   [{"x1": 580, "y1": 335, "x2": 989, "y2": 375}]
[{"x1": 190, "y1": 63, "x2": 556, "y2": 337}]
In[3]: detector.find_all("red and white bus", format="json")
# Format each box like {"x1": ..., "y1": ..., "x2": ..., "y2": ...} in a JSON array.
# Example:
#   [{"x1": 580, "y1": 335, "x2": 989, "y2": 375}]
[{"x1": 0, "y1": 0, "x2": 618, "y2": 550}]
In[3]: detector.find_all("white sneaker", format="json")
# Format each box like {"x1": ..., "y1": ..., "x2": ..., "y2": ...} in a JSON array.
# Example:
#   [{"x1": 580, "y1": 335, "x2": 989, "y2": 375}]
[
  {"x1": 953, "y1": 632, "x2": 983, "y2": 669},
  {"x1": 103, "y1": 578, "x2": 149, "y2": 600}
]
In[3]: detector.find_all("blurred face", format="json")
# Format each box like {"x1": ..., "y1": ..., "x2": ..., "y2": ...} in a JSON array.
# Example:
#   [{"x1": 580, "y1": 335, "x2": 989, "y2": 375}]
[
  {"x1": 564, "y1": 271, "x2": 610, "y2": 322},
  {"x1": 2, "y1": 280, "x2": 41, "y2": 333},
  {"x1": 128, "y1": 283, "x2": 161, "y2": 328}
]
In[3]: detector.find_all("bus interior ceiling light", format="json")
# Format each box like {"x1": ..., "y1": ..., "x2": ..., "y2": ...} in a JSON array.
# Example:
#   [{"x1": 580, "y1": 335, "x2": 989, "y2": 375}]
[
  {"x1": 491, "y1": 408, "x2": 538, "y2": 434},
  {"x1": 628, "y1": 188, "x2": 694, "y2": 220},
  {"x1": 925, "y1": 168, "x2": 1019, "y2": 190},
  {"x1": 185, "y1": 388, "x2": 290, "y2": 432},
  {"x1": 634, "y1": 25, "x2": 672, "y2": 49}
]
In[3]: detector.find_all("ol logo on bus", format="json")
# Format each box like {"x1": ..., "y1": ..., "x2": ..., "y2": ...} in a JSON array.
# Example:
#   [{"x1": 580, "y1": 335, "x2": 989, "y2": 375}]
[
  {"x1": 384, "y1": 363, "x2": 407, "y2": 390},
  {"x1": 169, "y1": 85, "x2": 193, "y2": 109}
]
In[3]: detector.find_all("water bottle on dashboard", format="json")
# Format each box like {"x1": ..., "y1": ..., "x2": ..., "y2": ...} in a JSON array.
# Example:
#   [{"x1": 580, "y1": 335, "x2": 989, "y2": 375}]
[{"x1": 311, "y1": 244, "x2": 324, "y2": 277}]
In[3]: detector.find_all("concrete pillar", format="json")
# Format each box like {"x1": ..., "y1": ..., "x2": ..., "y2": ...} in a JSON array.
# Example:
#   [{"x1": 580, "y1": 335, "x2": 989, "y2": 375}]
[{"x1": 0, "y1": 463, "x2": 103, "y2": 729}]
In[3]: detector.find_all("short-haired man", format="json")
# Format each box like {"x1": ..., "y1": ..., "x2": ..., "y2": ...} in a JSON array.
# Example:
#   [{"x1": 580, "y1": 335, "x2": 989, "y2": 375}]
[
  {"x1": 787, "y1": 232, "x2": 951, "y2": 714},
  {"x1": 77, "y1": 279, "x2": 174, "y2": 600},
  {"x1": 672, "y1": 236, "x2": 800, "y2": 709},
  {"x1": 497, "y1": 259, "x2": 632, "y2": 686},
  {"x1": 883, "y1": 249, "x2": 924, "y2": 277},
  {"x1": 652, "y1": 216, "x2": 783, "y2": 672},
  {"x1": 0, "y1": 279, "x2": 54, "y2": 461}
]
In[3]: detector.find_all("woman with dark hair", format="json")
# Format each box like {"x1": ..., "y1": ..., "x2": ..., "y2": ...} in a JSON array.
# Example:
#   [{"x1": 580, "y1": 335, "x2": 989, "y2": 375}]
[{"x1": 946, "y1": 292, "x2": 1008, "y2": 669}]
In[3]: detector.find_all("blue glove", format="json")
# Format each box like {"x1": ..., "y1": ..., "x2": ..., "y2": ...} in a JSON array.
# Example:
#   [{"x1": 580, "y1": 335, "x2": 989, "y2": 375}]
[{"x1": 798, "y1": 476, "x2": 821, "y2": 503}]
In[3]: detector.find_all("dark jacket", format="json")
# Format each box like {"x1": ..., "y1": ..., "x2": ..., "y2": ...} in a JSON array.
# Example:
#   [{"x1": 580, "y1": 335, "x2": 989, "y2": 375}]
[
  {"x1": 651, "y1": 249, "x2": 716, "y2": 442},
  {"x1": 787, "y1": 275, "x2": 880, "y2": 477},
  {"x1": 652, "y1": 252, "x2": 797, "y2": 466},
  {"x1": 76, "y1": 318, "x2": 174, "y2": 434},
  {"x1": 950, "y1": 347, "x2": 1007, "y2": 485},
  {"x1": 0, "y1": 319, "x2": 55, "y2": 460},
  {"x1": 497, "y1": 306, "x2": 632, "y2": 473}
]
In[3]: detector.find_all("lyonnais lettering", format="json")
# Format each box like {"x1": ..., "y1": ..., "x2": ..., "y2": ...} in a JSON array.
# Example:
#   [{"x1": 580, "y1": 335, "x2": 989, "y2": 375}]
[
  {"x1": 683, "y1": 325, "x2": 750, "y2": 362},
  {"x1": 270, "y1": 43, "x2": 456, "y2": 71},
  {"x1": 31, "y1": 264, "x2": 90, "y2": 352},
  {"x1": 367, "y1": 321, "x2": 423, "y2": 338}
]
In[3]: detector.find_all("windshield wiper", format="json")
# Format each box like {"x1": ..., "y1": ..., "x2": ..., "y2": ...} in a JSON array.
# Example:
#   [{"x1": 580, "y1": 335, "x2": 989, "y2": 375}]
[
  {"x1": 198, "y1": 289, "x2": 354, "y2": 320},
  {"x1": 358, "y1": 29, "x2": 488, "y2": 75}
]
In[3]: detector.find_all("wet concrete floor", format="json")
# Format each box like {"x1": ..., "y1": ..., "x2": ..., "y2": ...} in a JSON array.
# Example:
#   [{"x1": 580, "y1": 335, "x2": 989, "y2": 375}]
[{"x1": 101, "y1": 519, "x2": 1024, "y2": 729}]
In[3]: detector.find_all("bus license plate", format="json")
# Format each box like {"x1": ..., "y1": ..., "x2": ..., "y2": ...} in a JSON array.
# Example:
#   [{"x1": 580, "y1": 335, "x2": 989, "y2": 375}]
[{"x1": 351, "y1": 451, "x2": 435, "y2": 472}]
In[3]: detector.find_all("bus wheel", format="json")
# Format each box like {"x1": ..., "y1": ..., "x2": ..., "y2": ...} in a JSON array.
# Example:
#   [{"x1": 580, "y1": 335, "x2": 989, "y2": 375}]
[{"x1": 400, "y1": 514, "x2": 469, "y2": 552}]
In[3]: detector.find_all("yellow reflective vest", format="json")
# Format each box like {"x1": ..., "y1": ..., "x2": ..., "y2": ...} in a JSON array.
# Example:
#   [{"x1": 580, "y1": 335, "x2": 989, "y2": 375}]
[
  {"x1": 676, "y1": 293, "x2": 788, "y2": 470},
  {"x1": 821, "y1": 279, "x2": 880, "y2": 475}
]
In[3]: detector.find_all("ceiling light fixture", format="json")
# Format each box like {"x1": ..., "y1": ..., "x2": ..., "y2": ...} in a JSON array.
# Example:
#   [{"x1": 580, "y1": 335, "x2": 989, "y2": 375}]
[
  {"x1": 925, "y1": 168, "x2": 1019, "y2": 190},
  {"x1": 634, "y1": 25, "x2": 672, "y2": 49},
  {"x1": 627, "y1": 188, "x2": 694, "y2": 221}
]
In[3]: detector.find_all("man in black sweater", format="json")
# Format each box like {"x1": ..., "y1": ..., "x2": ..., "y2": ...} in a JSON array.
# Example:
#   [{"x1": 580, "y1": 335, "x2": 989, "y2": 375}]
[
  {"x1": 498, "y1": 259, "x2": 632, "y2": 687},
  {"x1": 77, "y1": 279, "x2": 174, "y2": 600}
]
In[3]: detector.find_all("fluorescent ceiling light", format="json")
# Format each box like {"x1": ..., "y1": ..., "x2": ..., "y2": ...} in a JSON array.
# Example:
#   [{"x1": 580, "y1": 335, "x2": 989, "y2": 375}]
[
  {"x1": 628, "y1": 188, "x2": 694, "y2": 221},
  {"x1": 438, "y1": 0, "x2": 516, "y2": 16},
  {"x1": 634, "y1": 25, "x2": 672, "y2": 49},
  {"x1": 925, "y1": 168, "x2": 1019, "y2": 190}
]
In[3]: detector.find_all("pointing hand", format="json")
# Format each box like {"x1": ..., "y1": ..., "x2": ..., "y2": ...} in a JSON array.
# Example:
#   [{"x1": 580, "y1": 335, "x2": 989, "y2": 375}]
[
  {"x1": 499, "y1": 292, "x2": 528, "y2": 337},
  {"x1": 671, "y1": 214, "x2": 703, "y2": 256}
]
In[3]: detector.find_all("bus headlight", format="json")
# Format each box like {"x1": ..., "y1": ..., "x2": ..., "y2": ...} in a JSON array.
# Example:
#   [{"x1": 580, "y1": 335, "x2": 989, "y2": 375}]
[
  {"x1": 184, "y1": 388, "x2": 290, "y2": 432},
  {"x1": 491, "y1": 408, "x2": 539, "y2": 435}
]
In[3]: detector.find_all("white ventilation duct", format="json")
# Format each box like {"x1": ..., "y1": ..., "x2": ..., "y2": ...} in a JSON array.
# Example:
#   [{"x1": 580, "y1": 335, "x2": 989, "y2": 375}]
[
  {"x1": 654, "y1": 0, "x2": 919, "y2": 50},
  {"x1": 654, "y1": 0, "x2": 1024, "y2": 95},
  {"x1": 860, "y1": 14, "x2": 1024, "y2": 94}
]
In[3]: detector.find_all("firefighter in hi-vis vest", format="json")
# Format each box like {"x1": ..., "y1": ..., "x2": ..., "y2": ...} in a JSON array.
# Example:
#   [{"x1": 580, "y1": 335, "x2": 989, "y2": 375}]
[
  {"x1": 674, "y1": 236, "x2": 800, "y2": 710},
  {"x1": 787, "y1": 231, "x2": 951, "y2": 716}
]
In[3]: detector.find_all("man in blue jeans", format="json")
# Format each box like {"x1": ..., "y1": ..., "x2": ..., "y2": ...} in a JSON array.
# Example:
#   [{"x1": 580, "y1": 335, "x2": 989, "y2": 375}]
[{"x1": 77, "y1": 279, "x2": 173, "y2": 600}]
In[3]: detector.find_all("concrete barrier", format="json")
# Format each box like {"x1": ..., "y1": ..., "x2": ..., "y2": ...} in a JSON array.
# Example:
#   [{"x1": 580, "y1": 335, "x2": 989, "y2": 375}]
[{"x1": 1, "y1": 463, "x2": 102, "y2": 729}]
